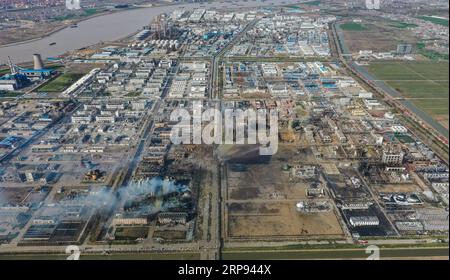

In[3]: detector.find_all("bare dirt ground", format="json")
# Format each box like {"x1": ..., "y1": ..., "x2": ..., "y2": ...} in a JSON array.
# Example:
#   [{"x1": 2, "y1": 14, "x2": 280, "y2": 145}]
[
  {"x1": 224, "y1": 145, "x2": 344, "y2": 239},
  {"x1": 228, "y1": 202, "x2": 344, "y2": 238},
  {"x1": 0, "y1": 21, "x2": 65, "y2": 46},
  {"x1": 372, "y1": 183, "x2": 423, "y2": 193},
  {"x1": 342, "y1": 22, "x2": 417, "y2": 53}
]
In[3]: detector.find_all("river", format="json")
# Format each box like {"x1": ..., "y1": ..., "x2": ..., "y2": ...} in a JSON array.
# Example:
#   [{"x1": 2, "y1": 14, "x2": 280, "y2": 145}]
[{"x1": 0, "y1": 0, "x2": 302, "y2": 63}]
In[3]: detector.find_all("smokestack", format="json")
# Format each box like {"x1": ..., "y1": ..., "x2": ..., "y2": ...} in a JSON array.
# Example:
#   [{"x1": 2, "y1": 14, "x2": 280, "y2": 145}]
[{"x1": 33, "y1": 54, "x2": 44, "y2": 70}]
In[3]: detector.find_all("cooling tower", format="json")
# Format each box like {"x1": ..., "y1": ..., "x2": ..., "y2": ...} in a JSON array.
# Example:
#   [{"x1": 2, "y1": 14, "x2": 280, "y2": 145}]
[{"x1": 33, "y1": 54, "x2": 44, "y2": 70}]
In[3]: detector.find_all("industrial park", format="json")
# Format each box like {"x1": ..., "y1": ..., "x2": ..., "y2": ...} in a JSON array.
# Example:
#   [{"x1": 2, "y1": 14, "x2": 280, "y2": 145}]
[{"x1": 0, "y1": 0, "x2": 448, "y2": 261}]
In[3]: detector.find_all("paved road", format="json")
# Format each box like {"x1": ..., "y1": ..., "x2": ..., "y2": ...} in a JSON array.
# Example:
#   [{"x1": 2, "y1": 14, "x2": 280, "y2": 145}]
[{"x1": 211, "y1": 18, "x2": 260, "y2": 99}]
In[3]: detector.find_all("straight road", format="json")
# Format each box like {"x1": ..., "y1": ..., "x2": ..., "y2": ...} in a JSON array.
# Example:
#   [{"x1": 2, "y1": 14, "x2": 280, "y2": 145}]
[{"x1": 211, "y1": 18, "x2": 260, "y2": 99}]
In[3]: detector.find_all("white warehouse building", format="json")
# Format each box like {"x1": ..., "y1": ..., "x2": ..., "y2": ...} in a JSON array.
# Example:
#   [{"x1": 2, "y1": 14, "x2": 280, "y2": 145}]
[{"x1": 349, "y1": 216, "x2": 380, "y2": 227}]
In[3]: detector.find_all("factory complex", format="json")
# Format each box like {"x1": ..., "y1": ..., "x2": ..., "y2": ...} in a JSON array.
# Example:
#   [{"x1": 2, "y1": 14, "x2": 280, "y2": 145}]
[{"x1": 0, "y1": 4, "x2": 448, "y2": 260}]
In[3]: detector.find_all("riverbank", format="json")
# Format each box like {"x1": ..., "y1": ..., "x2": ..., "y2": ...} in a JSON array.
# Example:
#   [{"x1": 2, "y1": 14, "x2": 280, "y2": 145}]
[
  {"x1": 0, "y1": 0, "x2": 304, "y2": 63},
  {"x1": 0, "y1": 0, "x2": 219, "y2": 48},
  {"x1": 0, "y1": 7, "x2": 145, "y2": 48}
]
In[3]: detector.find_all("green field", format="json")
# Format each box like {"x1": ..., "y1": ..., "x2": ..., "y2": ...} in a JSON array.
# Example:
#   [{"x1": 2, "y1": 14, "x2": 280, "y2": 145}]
[
  {"x1": 0, "y1": 68, "x2": 10, "y2": 76},
  {"x1": 0, "y1": 90, "x2": 23, "y2": 98},
  {"x1": 339, "y1": 22, "x2": 369, "y2": 31},
  {"x1": 417, "y1": 16, "x2": 449, "y2": 27},
  {"x1": 283, "y1": 5, "x2": 301, "y2": 9},
  {"x1": 302, "y1": 0, "x2": 321, "y2": 5},
  {"x1": 84, "y1": 8, "x2": 98, "y2": 17},
  {"x1": 222, "y1": 247, "x2": 449, "y2": 260},
  {"x1": 53, "y1": 8, "x2": 100, "y2": 21},
  {"x1": 387, "y1": 20, "x2": 418, "y2": 29},
  {"x1": 0, "y1": 252, "x2": 200, "y2": 260},
  {"x1": 367, "y1": 61, "x2": 449, "y2": 128},
  {"x1": 37, "y1": 73, "x2": 83, "y2": 92},
  {"x1": 284, "y1": 0, "x2": 321, "y2": 7}
]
